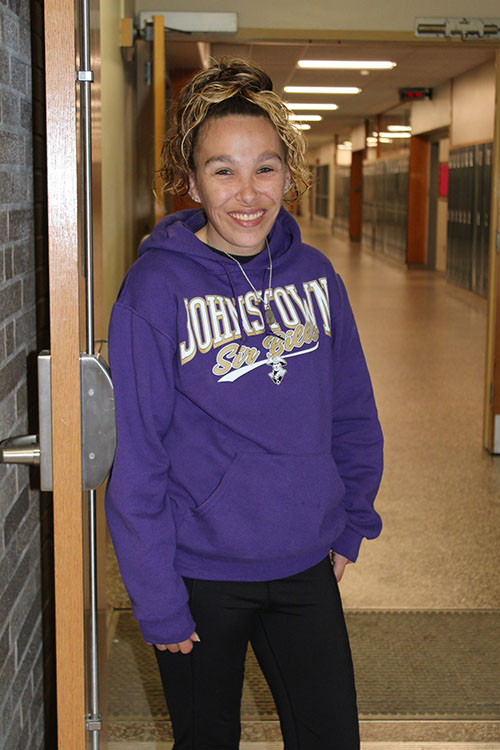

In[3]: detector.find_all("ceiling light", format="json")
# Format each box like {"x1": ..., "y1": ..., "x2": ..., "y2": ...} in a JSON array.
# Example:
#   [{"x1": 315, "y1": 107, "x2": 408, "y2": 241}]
[
  {"x1": 285, "y1": 102, "x2": 338, "y2": 111},
  {"x1": 337, "y1": 142, "x2": 352, "y2": 150},
  {"x1": 379, "y1": 137, "x2": 392, "y2": 143},
  {"x1": 387, "y1": 125, "x2": 412, "y2": 132},
  {"x1": 379, "y1": 131, "x2": 411, "y2": 138},
  {"x1": 298, "y1": 60, "x2": 397, "y2": 70},
  {"x1": 285, "y1": 86, "x2": 361, "y2": 95},
  {"x1": 288, "y1": 114, "x2": 323, "y2": 121},
  {"x1": 292, "y1": 123, "x2": 311, "y2": 130},
  {"x1": 366, "y1": 137, "x2": 378, "y2": 146}
]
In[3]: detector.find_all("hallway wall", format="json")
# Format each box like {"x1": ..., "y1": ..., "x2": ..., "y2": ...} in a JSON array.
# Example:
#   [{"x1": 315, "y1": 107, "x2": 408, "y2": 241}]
[
  {"x1": 100, "y1": 1, "x2": 137, "y2": 330},
  {"x1": 452, "y1": 59, "x2": 496, "y2": 146}
]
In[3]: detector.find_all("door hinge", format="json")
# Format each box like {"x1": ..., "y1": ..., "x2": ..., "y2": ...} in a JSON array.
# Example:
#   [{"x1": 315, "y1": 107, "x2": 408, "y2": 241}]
[
  {"x1": 86, "y1": 714, "x2": 102, "y2": 732},
  {"x1": 76, "y1": 70, "x2": 94, "y2": 82}
]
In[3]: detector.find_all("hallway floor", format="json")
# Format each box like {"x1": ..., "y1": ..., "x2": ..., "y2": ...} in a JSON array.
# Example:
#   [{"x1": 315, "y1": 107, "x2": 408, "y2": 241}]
[{"x1": 105, "y1": 220, "x2": 500, "y2": 748}]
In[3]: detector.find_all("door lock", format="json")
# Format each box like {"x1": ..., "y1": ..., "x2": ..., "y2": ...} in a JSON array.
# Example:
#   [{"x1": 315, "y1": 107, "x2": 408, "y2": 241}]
[{"x1": 0, "y1": 351, "x2": 116, "y2": 491}]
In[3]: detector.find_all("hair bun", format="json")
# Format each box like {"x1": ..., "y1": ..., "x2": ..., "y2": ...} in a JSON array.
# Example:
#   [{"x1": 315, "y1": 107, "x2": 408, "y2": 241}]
[{"x1": 215, "y1": 58, "x2": 273, "y2": 93}]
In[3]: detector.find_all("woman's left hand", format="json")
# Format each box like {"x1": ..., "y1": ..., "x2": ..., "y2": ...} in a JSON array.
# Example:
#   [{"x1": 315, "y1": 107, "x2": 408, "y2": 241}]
[{"x1": 331, "y1": 552, "x2": 350, "y2": 582}]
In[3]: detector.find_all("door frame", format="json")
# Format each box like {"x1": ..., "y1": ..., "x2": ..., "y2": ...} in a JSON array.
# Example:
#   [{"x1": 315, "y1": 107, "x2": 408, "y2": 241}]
[
  {"x1": 43, "y1": 13, "x2": 500, "y2": 748},
  {"x1": 45, "y1": 0, "x2": 86, "y2": 746}
]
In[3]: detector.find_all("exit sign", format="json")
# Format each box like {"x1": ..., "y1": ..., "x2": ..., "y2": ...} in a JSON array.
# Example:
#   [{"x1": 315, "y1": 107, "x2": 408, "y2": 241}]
[{"x1": 399, "y1": 87, "x2": 433, "y2": 102}]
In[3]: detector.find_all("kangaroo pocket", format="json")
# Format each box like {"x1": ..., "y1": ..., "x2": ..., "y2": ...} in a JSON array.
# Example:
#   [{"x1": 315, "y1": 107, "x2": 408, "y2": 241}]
[{"x1": 177, "y1": 452, "x2": 346, "y2": 562}]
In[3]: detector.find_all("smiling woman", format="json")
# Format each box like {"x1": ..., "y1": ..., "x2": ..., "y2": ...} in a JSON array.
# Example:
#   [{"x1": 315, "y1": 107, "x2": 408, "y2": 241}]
[
  {"x1": 189, "y1": 116, "x2": 289, "y2": 255},
  {"x1": 105, "y1": 57, "x2": 384, "y2": 750}
]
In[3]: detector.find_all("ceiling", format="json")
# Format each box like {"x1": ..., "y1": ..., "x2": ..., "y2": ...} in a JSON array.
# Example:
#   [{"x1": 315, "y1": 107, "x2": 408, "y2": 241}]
[{"x1": 164, "y1": 39, "x2": 496, "y2": 147}]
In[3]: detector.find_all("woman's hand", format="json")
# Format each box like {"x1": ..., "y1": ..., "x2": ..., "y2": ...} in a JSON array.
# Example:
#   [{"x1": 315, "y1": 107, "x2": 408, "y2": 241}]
[
  {"x1": 331, "y1": 552, "x2": 350, "y2": 582},
  {"x1": 150, "y1": 632, "x2": 201, "y2": 654}
]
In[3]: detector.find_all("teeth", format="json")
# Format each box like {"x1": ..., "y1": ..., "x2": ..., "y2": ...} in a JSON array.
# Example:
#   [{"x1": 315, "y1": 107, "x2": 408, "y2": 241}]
[{"x1": 230, "y1": 211, "x2": 264, "y2": 221}]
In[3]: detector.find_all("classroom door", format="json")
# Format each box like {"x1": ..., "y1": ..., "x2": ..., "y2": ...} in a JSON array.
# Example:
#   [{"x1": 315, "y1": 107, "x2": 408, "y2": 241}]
[{"x1": 44, "y1": 0, "x2": 105, "y2": 747}]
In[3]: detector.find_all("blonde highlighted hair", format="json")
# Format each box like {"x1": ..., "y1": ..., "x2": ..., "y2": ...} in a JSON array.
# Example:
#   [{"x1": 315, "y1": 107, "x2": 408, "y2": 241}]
[{"x1": 160, "y1": 58, "x2": 311, "y2": 203}]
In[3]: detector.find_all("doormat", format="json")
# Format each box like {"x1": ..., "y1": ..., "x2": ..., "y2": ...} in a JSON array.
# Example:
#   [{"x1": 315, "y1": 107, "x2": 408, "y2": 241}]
[{"x1": 106, "y1": 609, "x2": 500, "y2": 740}]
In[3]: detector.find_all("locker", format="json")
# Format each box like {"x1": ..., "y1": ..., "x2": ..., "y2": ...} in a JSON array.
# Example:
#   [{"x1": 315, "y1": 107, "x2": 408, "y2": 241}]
[
  {"x1": 447, "y1": 143, "x2": 492, "y2": 297},
  {"x1": 334, "y1": 166, "x2": 350, "y2": 231},
  {"x1": 362, "y1": 156, "x2": 408, "y2": 262}
]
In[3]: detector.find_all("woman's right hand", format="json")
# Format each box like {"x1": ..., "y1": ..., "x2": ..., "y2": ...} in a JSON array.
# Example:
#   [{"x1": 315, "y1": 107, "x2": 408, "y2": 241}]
[{"x1": 152, "y1": 631, "x2": 201, "y2": 654}]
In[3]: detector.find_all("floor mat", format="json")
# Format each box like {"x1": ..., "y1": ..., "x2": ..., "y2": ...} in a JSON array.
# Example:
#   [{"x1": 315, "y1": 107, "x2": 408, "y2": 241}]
[{"x1": 106, "y1": 608, "x2": 500, "y2": 737}]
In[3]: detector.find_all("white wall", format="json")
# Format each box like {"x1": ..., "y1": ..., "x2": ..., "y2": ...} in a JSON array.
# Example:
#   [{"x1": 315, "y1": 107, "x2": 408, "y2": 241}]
[
  {"x1": 451, "y1": 60, "x2": 496, "y2": 146},
  {"x1": 351, "y1": 123, "x2": 365, "y2": 152},
  {"x1": 411, "y1": 82, "x2": 451, "y2": 136},
  {"x1": 336, "y1": 149, "x2": 352, "y2": 166},
  {"x1": 134, "y1": 0, "x2": 500, "y2": 32},
  {"x1": 101, "y1": 1, "x2": 137, "y2": 325}
]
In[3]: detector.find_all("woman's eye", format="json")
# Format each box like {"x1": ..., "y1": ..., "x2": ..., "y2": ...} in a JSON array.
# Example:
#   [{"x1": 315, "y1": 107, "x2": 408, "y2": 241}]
[
  {"x1": 258, "y1": 167, "x2": 273, "y2": 174},
  {"x1": 215, "y1": 169, "x2": 232, "y2": 176}
]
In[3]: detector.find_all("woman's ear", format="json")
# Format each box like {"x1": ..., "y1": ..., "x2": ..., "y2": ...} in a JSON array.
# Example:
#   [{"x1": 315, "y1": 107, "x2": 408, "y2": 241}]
[
  {"x1": 284, "y1": 170, "x2": 292, "y2": 194},
  {"x1": 188, "y1": 173, "x2": 200, "y2": 203}
]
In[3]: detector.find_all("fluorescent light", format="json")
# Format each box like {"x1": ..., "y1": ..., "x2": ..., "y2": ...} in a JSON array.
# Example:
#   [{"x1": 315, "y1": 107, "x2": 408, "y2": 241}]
[
  {"x1": 379, "y1": 131, "x2": 411, "y2": 139},
  {"x1": 298, "y1": 60, "x2": 397, "y2": 70},
  {"x1": 285, "y1": 102, "x2": 338, "y2": 111},
  {"x1": 337, "y1": 142, "x2": 352, "y2": 150},
  {"x1": 366, "y1": 137, "x2": 378, "y2": 146},
  {"x1": 292, "y1": 123, "x2": 311, "y2": 130},
  {"x1": 387, "y1": 125, "x2": 412, "y2": 132},
  {"x1": 285, "y1": 86, "x2": 361, "y2": 95},
  {"x1": 379, "y1": 137, "x2": 392, "y2": 143},
  {"x1": 288, "y1": 114, "x2": 323, "y2": 121}
]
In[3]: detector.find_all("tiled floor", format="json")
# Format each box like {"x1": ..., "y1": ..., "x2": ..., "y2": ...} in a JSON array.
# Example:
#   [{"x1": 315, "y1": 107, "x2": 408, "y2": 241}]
[
  {"x1": 309, "y1": 222, "x2": 500, "y2": 613},
  {"x1": 104, "y1": 220, "x2": 500, "y2": 747}
]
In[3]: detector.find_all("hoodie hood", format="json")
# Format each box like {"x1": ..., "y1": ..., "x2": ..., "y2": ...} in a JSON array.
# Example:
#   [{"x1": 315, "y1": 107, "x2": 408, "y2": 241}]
[{"x1": 138, "y1": 206, "x2": 301, "y2": 272}]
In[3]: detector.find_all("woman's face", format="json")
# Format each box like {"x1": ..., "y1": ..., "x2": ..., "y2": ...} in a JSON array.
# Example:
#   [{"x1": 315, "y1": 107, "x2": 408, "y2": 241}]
[{"x1": 189, "y1": 115, "x2": 290, "y2": 256}]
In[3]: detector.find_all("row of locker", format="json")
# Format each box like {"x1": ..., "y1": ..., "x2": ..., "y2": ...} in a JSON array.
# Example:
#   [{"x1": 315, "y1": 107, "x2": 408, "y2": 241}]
[
  {"x1": 331, "y1": 146, "x2": 492, "y2": 297},
  {"x1": 447, "y1": 142, "x2": 492, "y2": 298},
  {"x1": 333, "y1": 167, "x2": 350, "y2": 231},
  {"x1": 333, "y1": 158, "x2": 409, "y2": 263},
  {"x1": 361, "y1": 157, "x2": 409, "y2": 262}
]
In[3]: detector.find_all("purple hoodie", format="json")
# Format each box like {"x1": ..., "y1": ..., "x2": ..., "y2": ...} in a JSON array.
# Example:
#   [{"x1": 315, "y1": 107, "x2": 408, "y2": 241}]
[{"x1": 105, "y1": 207, "x2": 383, "y2": 644}]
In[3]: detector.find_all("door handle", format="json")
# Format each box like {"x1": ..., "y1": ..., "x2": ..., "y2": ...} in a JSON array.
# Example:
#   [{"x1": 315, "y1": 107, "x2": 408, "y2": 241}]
[
  {"x1": 0, "y1": 351, "x2": 116, "y2": 491},
  {"x1": 0, "y1": 434, "x2": 40, "y2": 465}
]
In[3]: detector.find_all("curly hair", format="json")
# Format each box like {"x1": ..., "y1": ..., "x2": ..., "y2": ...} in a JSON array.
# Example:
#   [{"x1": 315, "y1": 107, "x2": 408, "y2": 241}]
[{"x1": 160, "y1": 58, "x2": 311, "y2": 203}]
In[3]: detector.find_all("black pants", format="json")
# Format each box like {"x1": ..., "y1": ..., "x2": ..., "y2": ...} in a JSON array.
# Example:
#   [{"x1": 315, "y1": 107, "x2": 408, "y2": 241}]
[{"x1": 154, "y1": 557, "x2": 360, "y2": 749}]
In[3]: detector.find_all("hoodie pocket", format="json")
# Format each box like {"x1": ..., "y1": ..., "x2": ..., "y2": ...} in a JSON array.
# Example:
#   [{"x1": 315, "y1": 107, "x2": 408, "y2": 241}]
[{"x1": 177, "y1": 452, "x2": 345, "y2": 562}]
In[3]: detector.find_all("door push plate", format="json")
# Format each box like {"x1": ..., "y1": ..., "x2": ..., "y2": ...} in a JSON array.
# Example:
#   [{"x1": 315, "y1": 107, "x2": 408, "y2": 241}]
[
  {"x1": 0, "y1": 351, "x2": 116, "y2": 491},
  {"x1": 80, "y1": 353, "x2": 116, "y2": 491},
  {"x1": 40, "y1": 351, "x2": 116, "y2": 490}
]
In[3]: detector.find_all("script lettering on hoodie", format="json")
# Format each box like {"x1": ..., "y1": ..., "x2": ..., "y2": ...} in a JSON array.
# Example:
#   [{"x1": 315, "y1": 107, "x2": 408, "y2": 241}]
[{"x1": 179, "y1": 278, "x2": 331, "y2": 372}]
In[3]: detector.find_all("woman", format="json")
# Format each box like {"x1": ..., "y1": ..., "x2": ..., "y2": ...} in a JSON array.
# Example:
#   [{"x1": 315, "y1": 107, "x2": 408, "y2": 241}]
[{"x1": 106, "y1": 58, "x2": 383, "y2": 749}]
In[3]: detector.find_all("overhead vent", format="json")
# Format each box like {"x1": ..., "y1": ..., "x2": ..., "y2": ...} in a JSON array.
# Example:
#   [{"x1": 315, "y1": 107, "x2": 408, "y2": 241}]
[
  {"x1": 137, "y1": 11, "x2": 238, "y2": 35},
  {"x1": 415, "y1": 17, "x2": 500, "y2": 40}
]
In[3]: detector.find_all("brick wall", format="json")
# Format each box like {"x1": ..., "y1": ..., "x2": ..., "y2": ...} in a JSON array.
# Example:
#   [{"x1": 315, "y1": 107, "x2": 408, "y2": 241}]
[{"x1": 0, "y1": 1, "x2": 54, "y2": 748}]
